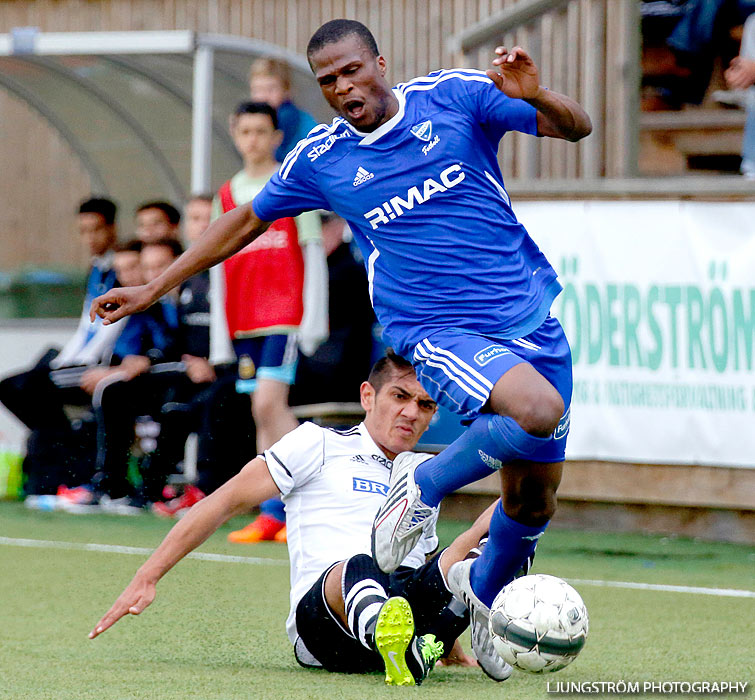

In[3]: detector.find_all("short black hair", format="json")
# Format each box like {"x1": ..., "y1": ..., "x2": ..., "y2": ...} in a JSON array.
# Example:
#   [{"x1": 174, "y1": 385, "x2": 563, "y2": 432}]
[
  {"x1": 136, "y1": 201, "x2": 181, "y2": 225},
  {"x1": 367, "y1": 349, "x2": 414, "y2": 393},
  {"x1": 307, "y1": 19, "x2": 379, "y2": 63},
  {"x1": 114, "y1": 239, "x2": 142, "y2": 254},
  {"x1": 79, "y1": 197, "x2": 117, "y2": 225},
  {"x1": 142, "y1": 237, "x2": 184, "y2": 258},
  {"x1": 233, "y1": 101, "x2": 278, "y2": 130}
]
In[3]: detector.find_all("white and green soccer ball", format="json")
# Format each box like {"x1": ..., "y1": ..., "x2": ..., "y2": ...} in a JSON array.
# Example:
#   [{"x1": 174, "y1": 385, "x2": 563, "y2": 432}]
[{"x1": 488, "y1": 574, "x2": 589, "y2": 673}]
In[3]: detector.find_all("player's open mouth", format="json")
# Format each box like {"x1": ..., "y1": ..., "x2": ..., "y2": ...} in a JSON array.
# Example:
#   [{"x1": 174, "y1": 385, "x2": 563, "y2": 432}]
[{"x1": 344, "y1": 99, "x2": 365, "y2": 119}]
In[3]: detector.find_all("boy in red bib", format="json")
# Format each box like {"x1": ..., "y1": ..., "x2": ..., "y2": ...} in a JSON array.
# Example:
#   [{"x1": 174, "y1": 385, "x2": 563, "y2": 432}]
[{"x1": 210, "y1": 102, "x2": 327, "y2": 542}]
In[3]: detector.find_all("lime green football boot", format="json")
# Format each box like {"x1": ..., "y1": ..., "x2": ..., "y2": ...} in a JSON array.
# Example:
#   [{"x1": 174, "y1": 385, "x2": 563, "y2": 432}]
[{"x1": 374, "y1": 596, "x2": 444, "y2": 686}]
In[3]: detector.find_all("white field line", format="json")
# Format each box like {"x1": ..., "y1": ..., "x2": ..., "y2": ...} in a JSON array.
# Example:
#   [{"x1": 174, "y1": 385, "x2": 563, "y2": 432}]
[
  {"x1": 1, "y1": 536, "x2": 753, "y2": 598},
  {"x1": 0, "y1": 536, "x2": 287, "y2": 566},
  {"x1": 567, "y1": 578, "x2": 755, "y2": 599}
]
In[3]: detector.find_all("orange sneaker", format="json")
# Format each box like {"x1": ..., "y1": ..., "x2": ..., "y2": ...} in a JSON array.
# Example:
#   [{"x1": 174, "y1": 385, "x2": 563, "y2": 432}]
[
  {"x1": 227, "y1": 514, "x2": 285, "y2": 543},
  {"x1": 273, "y1": 525, "x2": 287, "y2": 543}
]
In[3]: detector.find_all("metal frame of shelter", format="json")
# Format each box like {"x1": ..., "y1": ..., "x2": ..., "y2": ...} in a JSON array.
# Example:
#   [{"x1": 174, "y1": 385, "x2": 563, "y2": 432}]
[{"x1": 0, "y1": 29, "x2": 327, "y2": 215}]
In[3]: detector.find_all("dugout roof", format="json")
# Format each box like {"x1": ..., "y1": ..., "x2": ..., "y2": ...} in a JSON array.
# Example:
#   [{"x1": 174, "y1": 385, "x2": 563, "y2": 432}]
[{"x1": 0, "y1": 29, "x2": 329, "y2": 217}]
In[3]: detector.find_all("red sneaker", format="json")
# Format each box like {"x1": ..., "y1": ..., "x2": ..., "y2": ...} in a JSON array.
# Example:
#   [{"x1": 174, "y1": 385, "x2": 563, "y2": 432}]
[
  {"x1": 227, "y1": 514, "x2": 285, "y2": 543},
  {"x1": 57, "y1": 485, "x2": 95, "y2": 505},
  {"x1": 151, "y1": 485, "x2": 205, "y2": 518}
]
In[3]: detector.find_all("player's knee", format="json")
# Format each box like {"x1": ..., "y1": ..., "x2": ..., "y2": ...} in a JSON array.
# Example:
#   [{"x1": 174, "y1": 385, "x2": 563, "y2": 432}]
[
  {"x1": 504, "y1": 478, "x2": 557, "y2": 525},
  {"x1": 512, "y1": 390, "x2": 564, "y2": 437},
  {"x1": 251, "y1": 392, "x2": 284, "y2": 424}
]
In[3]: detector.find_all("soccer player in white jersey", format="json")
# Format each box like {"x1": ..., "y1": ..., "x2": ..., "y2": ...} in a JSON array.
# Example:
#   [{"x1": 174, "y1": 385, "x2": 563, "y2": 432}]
[
  {"x1": 90, "y1": 18, "x2": 591, "y2": 668},
  {"x1": 88, "y1": 352, "x2": 509, "y2": 685}
]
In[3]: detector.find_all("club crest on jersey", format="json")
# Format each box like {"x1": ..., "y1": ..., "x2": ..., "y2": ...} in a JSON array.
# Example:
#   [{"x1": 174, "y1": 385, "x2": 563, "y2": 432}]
[
  {"x1": 411, "y1": 120, "x2": 440, "y2": 155},
  {"x1": 352, "y1": 477, "x2": 389, "y2": 496},
  {"x1": 411, "y1": 120, "x2": 433, "y2": 142}
]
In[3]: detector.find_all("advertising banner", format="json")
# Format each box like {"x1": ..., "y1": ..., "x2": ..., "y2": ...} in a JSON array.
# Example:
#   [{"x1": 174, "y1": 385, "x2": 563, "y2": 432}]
[{"x1": 516, "y1": 200, "x2": 755, "y2": 468}]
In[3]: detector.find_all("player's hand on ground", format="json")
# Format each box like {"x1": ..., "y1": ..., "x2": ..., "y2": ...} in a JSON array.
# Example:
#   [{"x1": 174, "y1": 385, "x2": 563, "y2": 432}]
[
  {"x1": 183, "y1": 355, "x2": 217, "y2": 384},
  {"x1": 89, "y1": 576, "x2": 156, "y2": 639},
  {"x1": 437, "y1": 639, "x2": 479, "y2": 668},
  {"x1": 487, "y1": 46, "x2": 541, "y2": 100},
  {"x1": 89, "y1": 285, "x2": 154, "y2": 325}
]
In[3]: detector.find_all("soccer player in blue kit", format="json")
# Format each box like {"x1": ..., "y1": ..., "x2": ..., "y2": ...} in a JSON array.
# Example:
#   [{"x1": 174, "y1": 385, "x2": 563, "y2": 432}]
[{"x1": 91, "y1": 18, "x2": 591, "y2": 670}]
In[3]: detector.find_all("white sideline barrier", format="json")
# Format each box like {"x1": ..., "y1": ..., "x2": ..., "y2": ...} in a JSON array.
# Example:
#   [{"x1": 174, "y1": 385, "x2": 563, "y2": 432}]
[{"x1": 517, "y1": 200, "x2": 755, "y2": 469}]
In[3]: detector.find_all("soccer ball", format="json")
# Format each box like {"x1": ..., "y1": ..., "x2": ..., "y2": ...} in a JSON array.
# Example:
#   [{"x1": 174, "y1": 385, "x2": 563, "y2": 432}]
[{"x1": 488, "y1": 574, "x2": 589, "y2": 673}]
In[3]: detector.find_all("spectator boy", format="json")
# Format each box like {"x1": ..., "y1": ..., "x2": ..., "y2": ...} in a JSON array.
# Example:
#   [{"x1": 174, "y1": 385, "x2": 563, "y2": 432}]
[
  {"x1": 135, "y1": 201, "x2": 181, "y2": 243},
  {"x1": 149, "y1": 195, "x2": 256, "y2": 517},
  {"x1": 62, "y1": 239, "x2": 183, "y2": 512},
  {"x1": 211, "y1": 101, "x2": 328, "y2": 542},
  {"x1": 249, "y1": 57, "x2": 318, "y2": 160},
  {"x1": 0, "y1": 197, "x2": 121, "y2": 495},
  {"x1": 182, "y1": 194, "x2": 213, "y2": 246}
]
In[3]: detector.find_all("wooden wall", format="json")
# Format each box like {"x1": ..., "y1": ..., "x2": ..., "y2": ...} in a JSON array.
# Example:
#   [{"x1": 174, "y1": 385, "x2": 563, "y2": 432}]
[
  {"x1": 459, "y1": 0, "x2": 640, "y2": 180},
  {"x1": 0, "y1": 0, "x2": 523, "y2": 81}
]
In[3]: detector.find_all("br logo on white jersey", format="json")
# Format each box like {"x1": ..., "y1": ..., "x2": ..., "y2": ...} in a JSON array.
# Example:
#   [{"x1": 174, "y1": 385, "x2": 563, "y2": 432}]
[
  {"x1": 363, "y1": 163, "x2": 465, "y2": 230},
  {"x1": 410, "y1": 120, "x2": 440, "y2": 155},
  {"x1": 353, "y1": 477, "x2": 389, "y2": 496},
  {"x1": 353, "y1": 166, "x2": 375, "y2": 187}
]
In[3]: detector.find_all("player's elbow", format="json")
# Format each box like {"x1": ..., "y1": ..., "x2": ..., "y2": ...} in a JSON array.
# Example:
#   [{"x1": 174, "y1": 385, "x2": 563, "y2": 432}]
[{"x1": 567, "y1": 115, "x2": 592, "y2": 142}]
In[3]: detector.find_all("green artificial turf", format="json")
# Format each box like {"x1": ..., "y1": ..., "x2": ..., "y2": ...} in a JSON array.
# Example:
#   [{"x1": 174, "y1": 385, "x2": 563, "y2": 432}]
[{"x1": 1, "y1": 502, "x2": 753, "y2": 699}]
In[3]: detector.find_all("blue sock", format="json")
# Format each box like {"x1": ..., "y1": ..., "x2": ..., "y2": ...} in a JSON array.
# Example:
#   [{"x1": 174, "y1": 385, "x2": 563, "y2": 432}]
[
  {"x1": 260, "y1": 497, "x2": 286, "y2": 523},
  {"x1": 414, "y1": 414, "x2": 551, "y2": 507},
  {"x1": 469, "y1": 500, "x2": 548, "y2": 607}
]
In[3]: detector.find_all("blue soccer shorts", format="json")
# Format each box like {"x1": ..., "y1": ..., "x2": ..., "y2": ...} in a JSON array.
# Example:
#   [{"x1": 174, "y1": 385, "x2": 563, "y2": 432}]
[
  {"x1": 410, "y1": 316, "x2": 572, "y2": 463},
  {"x1": 232, "y1": 334, "x2": 299, "y2": 394}
]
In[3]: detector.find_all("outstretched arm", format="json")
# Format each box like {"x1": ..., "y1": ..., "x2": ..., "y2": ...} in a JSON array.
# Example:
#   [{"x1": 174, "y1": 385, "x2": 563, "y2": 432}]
[
  {"x1": 487, "y1": 46, "x2": 592, "y2": 142},
  {"x1": 88, "y1": 457, "x2": 279, "y2": 639},
  {"x1": 90, "y1": 202, "x2": 271, "y2": 325}
]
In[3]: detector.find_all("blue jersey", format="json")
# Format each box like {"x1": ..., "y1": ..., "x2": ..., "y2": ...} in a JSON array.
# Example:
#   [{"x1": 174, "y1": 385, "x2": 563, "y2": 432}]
[{"x1": 252, "y1": 69, "x2": 561, "y2": 358}]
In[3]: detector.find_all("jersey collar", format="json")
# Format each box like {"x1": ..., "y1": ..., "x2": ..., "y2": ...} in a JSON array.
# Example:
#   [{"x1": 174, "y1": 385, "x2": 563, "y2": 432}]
[
  {"x1": 358, "y1": 422, "x2": 393, "y2": 466},
  {"x1": 346, "y1": 88, "x2": 406, "y2": 146}
]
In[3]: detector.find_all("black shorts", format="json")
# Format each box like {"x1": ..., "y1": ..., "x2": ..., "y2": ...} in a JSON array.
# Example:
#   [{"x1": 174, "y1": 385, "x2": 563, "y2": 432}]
[{"x1": 293, "y1": 552, "x2": 462, "y2": 674}]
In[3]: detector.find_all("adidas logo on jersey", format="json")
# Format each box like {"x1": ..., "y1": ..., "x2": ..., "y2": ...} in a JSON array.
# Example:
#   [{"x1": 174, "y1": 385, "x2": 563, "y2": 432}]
[
  {"x1": 353, "y1": 166, "x2": 374, "y2": 186},
  {"x1": 363, "y1": 164, "x2": 465, "y2": 230}
]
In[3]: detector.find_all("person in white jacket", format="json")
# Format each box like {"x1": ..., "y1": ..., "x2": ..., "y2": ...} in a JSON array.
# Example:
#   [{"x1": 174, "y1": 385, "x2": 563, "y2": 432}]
[{"x1": 0, "y1": 198, "x2": 124, "y2": 494}]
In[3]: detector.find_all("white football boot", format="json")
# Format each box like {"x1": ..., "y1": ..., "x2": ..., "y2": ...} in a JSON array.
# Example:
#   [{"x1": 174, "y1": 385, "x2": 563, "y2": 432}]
[
  {"x1": 447, "y1": 558, "x2": 513, "y2": 682},
  {"x1": 371, "y1": 452, "x2": 438, "y2": 573}
]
